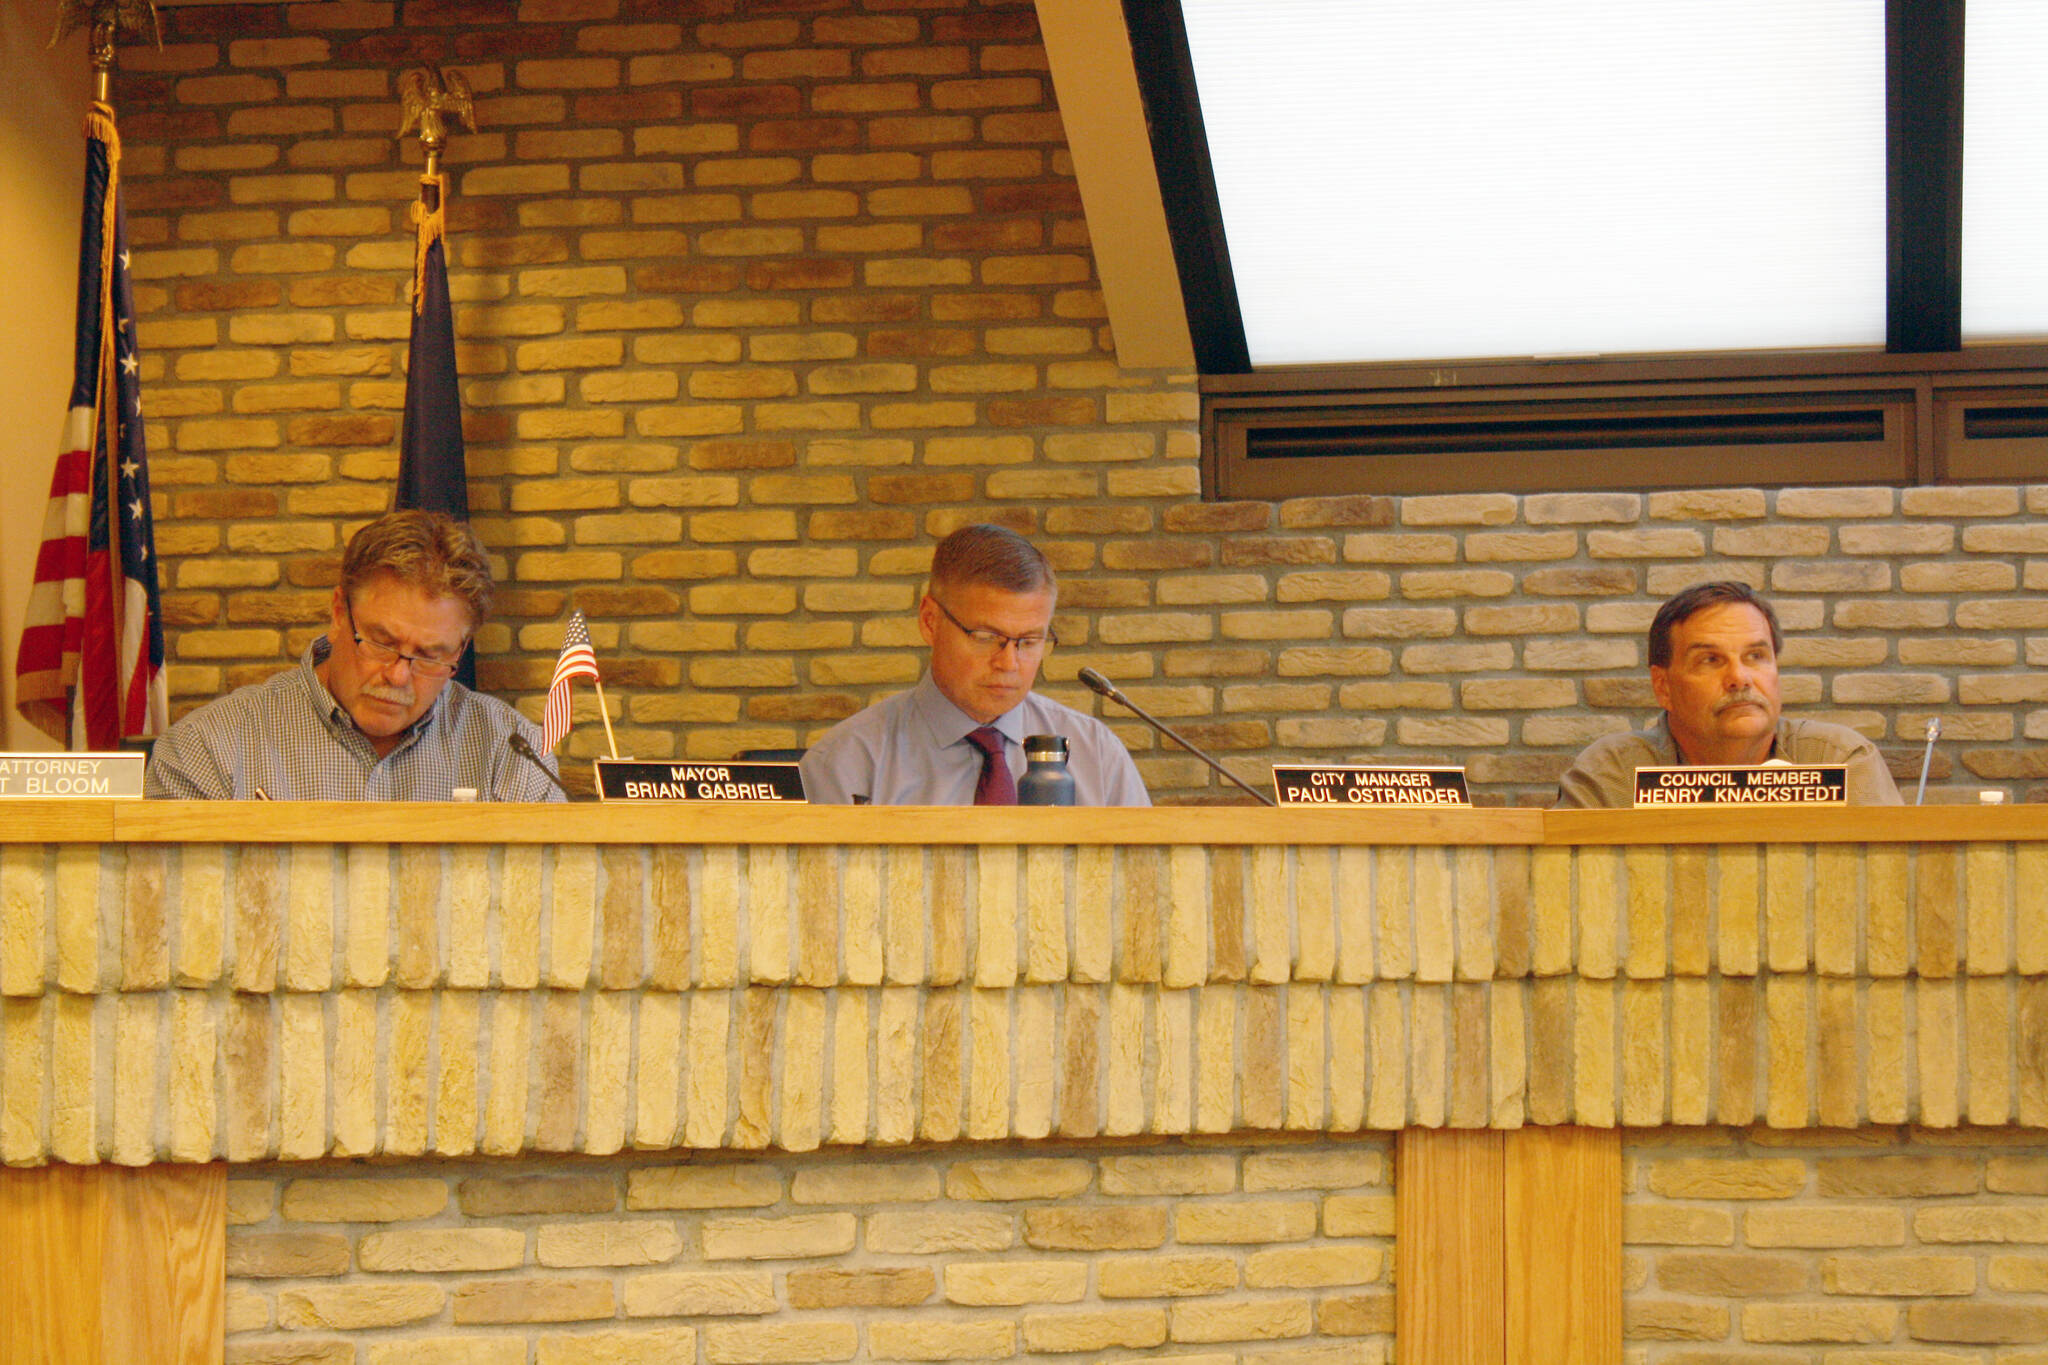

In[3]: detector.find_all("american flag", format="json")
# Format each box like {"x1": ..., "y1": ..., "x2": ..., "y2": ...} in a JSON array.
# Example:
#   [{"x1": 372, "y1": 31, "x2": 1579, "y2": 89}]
[
  {"x1": 14, "y1": 105, "x2": 166, "y2": 749},
  {"x1": 540, "y1": 610, "x2": 600, "y2": 754}
]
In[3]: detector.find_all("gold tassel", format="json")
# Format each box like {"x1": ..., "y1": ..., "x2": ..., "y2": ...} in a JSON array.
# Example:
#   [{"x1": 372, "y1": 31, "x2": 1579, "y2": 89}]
[
  {"x1": 89, "y1": 100, "x2": 127, "y2": 661},
  {"x1": 412, "y1": 171, "x2": 447, "y2": 316}
]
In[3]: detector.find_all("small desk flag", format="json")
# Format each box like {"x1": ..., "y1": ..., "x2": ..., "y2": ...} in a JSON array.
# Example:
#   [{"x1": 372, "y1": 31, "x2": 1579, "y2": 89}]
[{"x1": 541, "y1": 610, "x2": 600, "y2": 754}]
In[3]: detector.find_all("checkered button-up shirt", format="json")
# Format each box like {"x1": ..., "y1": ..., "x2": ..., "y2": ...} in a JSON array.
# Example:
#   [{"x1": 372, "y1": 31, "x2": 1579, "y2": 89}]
[{"x1": 144, "y1": 637, "x2": 564, "y2": 802}]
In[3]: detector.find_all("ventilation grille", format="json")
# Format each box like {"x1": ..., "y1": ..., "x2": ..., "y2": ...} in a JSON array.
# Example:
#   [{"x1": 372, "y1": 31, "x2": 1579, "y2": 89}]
[
  {"x1": 1210, "y1": 389, "x2": 1912, "y2": 497},
  {"x1": 1245, "y1": 407, "x2": 1887, "y2": 461},
  {"x1": 1961, "y1": 405, "x2": 2048, "y2": 440}
]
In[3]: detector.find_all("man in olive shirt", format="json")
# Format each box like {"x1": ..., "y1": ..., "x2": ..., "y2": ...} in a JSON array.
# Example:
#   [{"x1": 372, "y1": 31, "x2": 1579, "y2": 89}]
[{"x1": 1555, "y1": 581, "x2": 1902, "y2": 808}]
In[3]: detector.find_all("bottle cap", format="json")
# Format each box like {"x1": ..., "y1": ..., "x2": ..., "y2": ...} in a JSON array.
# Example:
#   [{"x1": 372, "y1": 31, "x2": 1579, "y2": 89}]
[{"x1": 1023, "y1": 734, "x2": 1070, "y2": 761}]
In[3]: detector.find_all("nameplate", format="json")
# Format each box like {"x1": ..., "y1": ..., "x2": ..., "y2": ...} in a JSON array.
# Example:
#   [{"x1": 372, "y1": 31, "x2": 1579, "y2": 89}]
[
  {"x1": 595, "y1": 759, "x2": 806, "y2": 803},
  {"x1": 1633, "y1": 765, "x2": 1848, "y2": 806},
  {"x1": 0, "y1": 752, "x2": 146, "y2": 799},
  {"x1": 1273, "y1": 764, "x2": 1471, "y2": 807}
]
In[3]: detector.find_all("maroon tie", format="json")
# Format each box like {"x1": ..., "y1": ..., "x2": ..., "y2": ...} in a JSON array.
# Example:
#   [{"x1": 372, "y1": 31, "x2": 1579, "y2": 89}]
[{"x1": 966, "y1": 726, "x2": 1016, "y2": 806}]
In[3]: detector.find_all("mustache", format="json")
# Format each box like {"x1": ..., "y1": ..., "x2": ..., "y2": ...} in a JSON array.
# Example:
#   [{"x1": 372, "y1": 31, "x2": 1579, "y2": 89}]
[
  {"x1": 361, "y1": 682, "x2": 416, "y2": 707},
  {"x1": 1714, "y1": 690, "x2": 1770, "y2": 713}
]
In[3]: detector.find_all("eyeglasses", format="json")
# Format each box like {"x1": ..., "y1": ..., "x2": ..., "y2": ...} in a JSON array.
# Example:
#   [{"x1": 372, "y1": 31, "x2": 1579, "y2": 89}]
[
  {"x1": 345, "y1": 600, "x2": 464, "y2": 679},
  {"x1": 931, "y1": 595, "x2": 1057, "y2": 658}
]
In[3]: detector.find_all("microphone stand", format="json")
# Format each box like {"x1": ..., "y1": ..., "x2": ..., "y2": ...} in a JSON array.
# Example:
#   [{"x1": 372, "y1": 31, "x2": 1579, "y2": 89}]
[
  {"x1": 1077, "y1": 668, "x2": 1275, "y2": 807},
  {"x1": 509, "y1": 732, "x2": 575, "y2": 800},
  {"x1": 1914, "y1": 717, "x2": 1940, "y2": 806}
]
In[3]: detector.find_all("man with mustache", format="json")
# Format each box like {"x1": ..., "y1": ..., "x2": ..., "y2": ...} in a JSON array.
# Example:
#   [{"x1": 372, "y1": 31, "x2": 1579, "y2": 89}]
[
  {"x1": 1554, "y1": 580, "x2": 1901, "y2": 808},
  {"x1": 799, "y1": 523, "x2": 1149, "y2": 806},
  {"x1": 145, "y1": 510, "x2": 563, "y2": 801}
]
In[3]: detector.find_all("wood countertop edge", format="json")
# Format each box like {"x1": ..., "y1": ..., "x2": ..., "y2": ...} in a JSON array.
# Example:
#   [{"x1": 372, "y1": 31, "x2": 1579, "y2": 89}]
[{"x1": 7, "y1": 801, "x2": 2048, "y2": 846}]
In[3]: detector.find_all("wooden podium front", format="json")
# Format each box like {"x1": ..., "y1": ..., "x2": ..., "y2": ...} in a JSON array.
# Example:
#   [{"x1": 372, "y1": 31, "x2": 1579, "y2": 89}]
[{"x1": 6, "y1": 801, "x2": 2047, "y2": 1362}]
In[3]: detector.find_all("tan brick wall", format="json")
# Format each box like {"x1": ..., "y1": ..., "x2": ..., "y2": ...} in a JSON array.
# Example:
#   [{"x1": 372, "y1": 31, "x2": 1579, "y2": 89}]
[
  {"x1": 1628, "y1": 1127, "x2": 2048, "y2": 1363},
  {"x1": 213, "y1": 1128, "x2": 2048, "y2": 1363},
  {"x1": 221, "y1": 1138, "x2": 1395, "y2": 1364},
  {"x1": 114, "y1": 2, "x2": 2048, "y2": 804},
  {"x1": 18, "y1": 829, "x2": 2048, "y2": 1166}
]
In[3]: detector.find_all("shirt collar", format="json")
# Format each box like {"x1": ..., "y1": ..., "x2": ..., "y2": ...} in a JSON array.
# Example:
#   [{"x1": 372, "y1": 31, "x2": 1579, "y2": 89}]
[{"x1": 910, "y1": 672, "x2": 1027, "y2": 751}]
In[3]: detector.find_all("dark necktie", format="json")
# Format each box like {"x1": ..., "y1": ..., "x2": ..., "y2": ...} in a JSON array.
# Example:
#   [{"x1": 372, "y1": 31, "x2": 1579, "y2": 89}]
[{"x1": 966, "y1": 726, "x2": 1016, "y2": 806}]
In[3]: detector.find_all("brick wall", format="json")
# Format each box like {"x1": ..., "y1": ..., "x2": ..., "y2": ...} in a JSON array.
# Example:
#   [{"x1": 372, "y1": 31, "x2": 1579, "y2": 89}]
[
  {"x1": 1629, "y1": 1127, "x2": 2048, "y2": 1362},
  {"x1": 117, "y1": 2, "x2": 2048, "y2": 804},
  {"x1": 217, "y1": 1129, "x2": 2048, "y2": 1364},
  {"x1": 222, "y1": 1139, "x2": 1396, "y2": 1364}
]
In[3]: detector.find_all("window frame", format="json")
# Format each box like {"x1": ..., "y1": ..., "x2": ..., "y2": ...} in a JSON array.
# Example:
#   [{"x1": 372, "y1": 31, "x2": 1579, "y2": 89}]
[{"x1": 1125, "y1": 0, "x2": 2048, "y2": 493}]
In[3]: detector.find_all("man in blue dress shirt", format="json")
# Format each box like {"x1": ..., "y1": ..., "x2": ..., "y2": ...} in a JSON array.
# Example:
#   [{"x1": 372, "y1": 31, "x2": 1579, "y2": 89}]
[{"x1": 800, "y1": 524, "x2": 1150, "y2": 806}]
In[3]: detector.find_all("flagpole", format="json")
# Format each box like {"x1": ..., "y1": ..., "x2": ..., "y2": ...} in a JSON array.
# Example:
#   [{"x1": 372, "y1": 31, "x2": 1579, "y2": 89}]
[
  {"x1": 395, "y1": 67, "x2": 480, "y2": 689},
  {"x1": 90, "y1": 19, "x2": 124, "y2": 732},
  {"x1": 398, "y1": 67, "x2": 477, "y2": 337},
  {"x1": 18, "y1": 0, "x2": 166, "y2": 749},
  {"x1": 88, "y1": 14, "x2": 111, "y2": 101},
  {"x1": 592, "y1": 681, "x2": 620, "y2": 759}
]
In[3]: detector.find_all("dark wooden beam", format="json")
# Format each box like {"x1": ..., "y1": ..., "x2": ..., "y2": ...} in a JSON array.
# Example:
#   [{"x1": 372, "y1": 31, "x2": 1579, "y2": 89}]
[
  {"x1": 1887, "y1": 0, "x2": 1964, "y2": 353},
  {"x1": 1120, "y1": 0, "x2": 1251, "y2": 373}
]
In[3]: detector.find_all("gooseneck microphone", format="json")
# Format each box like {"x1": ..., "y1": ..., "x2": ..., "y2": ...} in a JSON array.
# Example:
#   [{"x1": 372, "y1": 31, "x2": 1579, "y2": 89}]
[
  {"x1": 1914, "y1": 716, "x2": 1941, "y2": 806},
  {"x1": 1077, "y1": 667, "x2": 1276, "y2": 807},
  {"x1": 509, "y1": 732, "x2": 575, "y2": 800}
]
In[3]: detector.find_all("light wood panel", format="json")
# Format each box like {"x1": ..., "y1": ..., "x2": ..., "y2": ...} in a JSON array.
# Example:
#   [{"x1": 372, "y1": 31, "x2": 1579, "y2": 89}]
[
  {"x1": 0, "y1": 803, "x2": 115, "y2": 842},
  {"x1": 1397, "y1": 1128, "x2": 1506, "y2": 1363},
  {"x1": 1505, "y1": 1126, "x2": 1622, "y2": 1365},
  {"x1": 0, "y1": 799, "x2": 2039, "y2": 847},
  {"x1": 1400, "y1": 1127, "x2": 1620, "y2": 1365},
  {"x1": 74, "y1": 800, "x2": 1549, "y2": 846},
  {"x1": 0, "y1": 1163, "x2": 102, "y2": 1365},
  {"x1": 0, "y1": 1162, "x2": 224, "y2": 1365},
  {"x1": 1548, "y1": 805, "x2": 2048, "y2": 845}
]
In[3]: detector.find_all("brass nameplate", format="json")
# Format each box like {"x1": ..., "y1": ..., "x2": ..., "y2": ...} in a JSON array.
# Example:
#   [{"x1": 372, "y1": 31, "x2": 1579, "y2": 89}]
[
  {"x1": 595, "y1": 759, "x2": 806, "y2": 803},
  {"x1": 1273, "y1": 764, "x2": 1471, "y2": 807},
  {"x1": 0, "y1": 752, "x2": 146, "y2": 799},
  {"x1": 1633, "y1": 765, "x2": 1848, "y2": 806}
]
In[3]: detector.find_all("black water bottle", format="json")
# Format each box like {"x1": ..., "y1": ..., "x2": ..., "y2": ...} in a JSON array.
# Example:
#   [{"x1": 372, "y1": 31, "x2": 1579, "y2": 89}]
[{"x1": 1017, "y1": 734, "x2": 1076, "y2": 806}]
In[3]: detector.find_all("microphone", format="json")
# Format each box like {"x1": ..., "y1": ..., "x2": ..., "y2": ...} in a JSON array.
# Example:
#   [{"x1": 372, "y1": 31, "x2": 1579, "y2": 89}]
[
  {"x1": 1077, "y1": 667, "x2": 1275, "y2": 807},
  {"x1": 1914, "y1": 716, "x2": 1941, "y2": 806},
  {"x1": 508, "y1": 732, "x2": 574, "y2": 800}
]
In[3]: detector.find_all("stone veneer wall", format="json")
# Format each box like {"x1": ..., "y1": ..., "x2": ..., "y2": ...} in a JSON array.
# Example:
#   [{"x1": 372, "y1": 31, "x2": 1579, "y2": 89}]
[
  {"x1": 18, "y1": 830, "x2": 2048, "y2": 1167},
  {"x1": 1627, "y1": 1127, "x2": 2048, "y2": 1364},
  {"x1": 221, "y1": 1139, "x2": 1396, "y2": 1365},
  {"x1": 216, "y1": 1129, "x2": 2048, "y2": 1365},
  {"x1": 113, "y1": 0, "x2": 2048, "y2": 803}
]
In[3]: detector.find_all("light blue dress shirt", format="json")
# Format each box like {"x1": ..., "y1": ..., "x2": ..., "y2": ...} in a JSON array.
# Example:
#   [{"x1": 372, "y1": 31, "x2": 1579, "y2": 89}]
[{"x1": 799, "y1": 674, "x2": 1150, "y2": 806}]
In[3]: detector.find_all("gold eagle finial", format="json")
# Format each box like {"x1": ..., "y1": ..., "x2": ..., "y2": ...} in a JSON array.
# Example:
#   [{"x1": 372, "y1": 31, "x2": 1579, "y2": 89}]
[
  {"x1": 51, "y1": 0, "x2": 161, "y2": 52},
  {"x1": 398, "y1": 66, "x2": 478, "y2": 172}
]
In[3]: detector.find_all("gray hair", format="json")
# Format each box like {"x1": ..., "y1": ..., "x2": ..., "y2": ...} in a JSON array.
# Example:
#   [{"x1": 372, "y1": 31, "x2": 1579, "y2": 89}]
[{"x1": 340, "y1": 510, "x2": 494, "y2": 629}]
